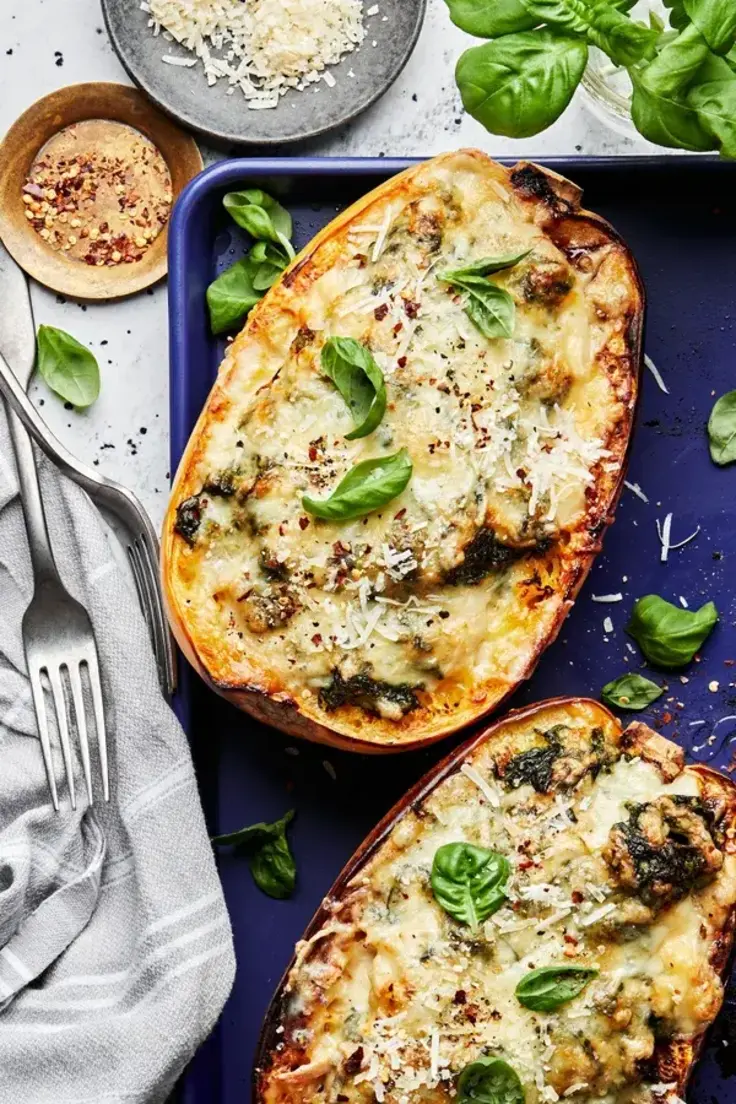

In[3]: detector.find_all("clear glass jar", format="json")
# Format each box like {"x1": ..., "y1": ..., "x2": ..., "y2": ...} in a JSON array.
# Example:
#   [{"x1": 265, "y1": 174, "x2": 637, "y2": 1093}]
[{"x1": 580, "y1": 0, "x2": 672, "y2": 137}]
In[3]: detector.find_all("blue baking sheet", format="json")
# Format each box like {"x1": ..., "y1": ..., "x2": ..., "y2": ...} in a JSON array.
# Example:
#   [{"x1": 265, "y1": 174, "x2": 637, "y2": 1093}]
[{"x1": 168, "y1": 156, "x2": 736, "y2": 1104}]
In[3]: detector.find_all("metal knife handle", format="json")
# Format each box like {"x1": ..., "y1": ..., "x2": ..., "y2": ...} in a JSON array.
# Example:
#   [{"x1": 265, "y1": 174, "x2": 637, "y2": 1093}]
[{"x1": 7, "y1": 408, "x2": 61, "y2": 583}]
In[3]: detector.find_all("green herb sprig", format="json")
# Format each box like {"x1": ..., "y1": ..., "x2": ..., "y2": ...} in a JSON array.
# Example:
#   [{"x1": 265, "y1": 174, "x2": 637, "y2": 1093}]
[
  {"x1": 302, "y1": 448, "x2": 412, "y2": 521},
  {"x1": 431, "y1": 842, "x2": 510, "y2": 928},
  {"x1": 456, "y1": 1058, "x2": 525, "y2": 1104},
  {"x1": 708, "y1": 390, "x2": 736, "y2": 465},
  {"x1": 36, "y1": 325, "x2": 101, "y2": 408},
  {"x1": 321, "y1": 337, "x2": 387, "y2": 439},
  {"x1": 206, "y1": 189, "x2": 296, "y2": 335},
  {"x1": 627, "y1": 594, "x2": 718, "y2": 667},
  {"x1": 447, "y1": 0, "x2": 736, "y2": 155},
  {"x1": 438, "y1": 250, "x2": 530, "y2": 338},
  {"x1": 212, "y1": 810, "x2": 296, "y2": 899},
  {"x1": 515, "y1": 964, "x2": 598, "y2": 1011},
  {"x1": 601, "y1": 672, "x2": 664, "y2": 710}
]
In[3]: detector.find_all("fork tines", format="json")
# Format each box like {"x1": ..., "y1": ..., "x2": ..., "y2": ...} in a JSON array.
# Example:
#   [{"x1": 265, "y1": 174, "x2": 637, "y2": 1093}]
[{"x1": 28, "y1": 652, "x2": 108, "y2": 812}]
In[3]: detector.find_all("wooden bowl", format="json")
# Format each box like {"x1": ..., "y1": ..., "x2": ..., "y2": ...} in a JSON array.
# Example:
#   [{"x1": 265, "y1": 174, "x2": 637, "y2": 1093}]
[{"x1": 0, "y1": 82, "x2": 203, "y2": 299}]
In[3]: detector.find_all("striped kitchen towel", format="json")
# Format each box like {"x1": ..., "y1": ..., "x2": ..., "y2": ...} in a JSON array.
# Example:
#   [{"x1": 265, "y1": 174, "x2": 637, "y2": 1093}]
[{"x1": 0, "y1": 408, "x2": 235, "y2": 1103}]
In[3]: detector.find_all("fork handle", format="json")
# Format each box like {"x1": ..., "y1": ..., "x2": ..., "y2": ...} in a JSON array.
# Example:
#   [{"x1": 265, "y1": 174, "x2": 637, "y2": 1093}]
[{"x1": 6, "y1": 406, "x2": 61, "y2": 583}]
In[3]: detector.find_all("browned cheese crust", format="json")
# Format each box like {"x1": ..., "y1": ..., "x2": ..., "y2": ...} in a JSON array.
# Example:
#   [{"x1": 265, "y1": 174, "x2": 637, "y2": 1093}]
[
  {"x1": 163, "y1": 153, "x2": 644, "y2": 751},
  {"x1": 255, "y1": 698, "x2": 736, "y2": 1104}
]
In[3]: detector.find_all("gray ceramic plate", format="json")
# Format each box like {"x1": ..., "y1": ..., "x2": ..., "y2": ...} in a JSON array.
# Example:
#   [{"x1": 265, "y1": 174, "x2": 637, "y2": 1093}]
[{"x1": 101, "y1": 0, "x2": 427, "y2": 146}]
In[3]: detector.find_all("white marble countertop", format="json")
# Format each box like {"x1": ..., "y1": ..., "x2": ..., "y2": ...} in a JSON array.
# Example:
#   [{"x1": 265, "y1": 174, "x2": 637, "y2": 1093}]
[{"x1": 1, "y1": 0, "x2": 657, "y2": 528}]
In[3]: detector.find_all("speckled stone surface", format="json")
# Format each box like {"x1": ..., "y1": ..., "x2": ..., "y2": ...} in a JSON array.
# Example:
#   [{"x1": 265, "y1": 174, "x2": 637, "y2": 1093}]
[
  {"x1": 1, "y1": 0, "x2": 660, "y2": 529},
  {"x1": 102, "y1": 0, "x2": 426, "y2": 144}
]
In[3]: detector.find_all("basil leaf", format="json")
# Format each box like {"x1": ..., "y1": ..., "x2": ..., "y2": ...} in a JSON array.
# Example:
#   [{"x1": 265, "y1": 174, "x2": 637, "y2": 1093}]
[
  {"x1": 627, "y1": 595, "x2": 718, "y2": 667},
  {"x1": 708, "y1": 390, "x2": 736, "y2": 464},
  {"x1": 212, "y1": 810, "x2": 296, "y2": 900},
  {"x1": 456, "y1": 1058, "x2": 524, "y2": 1104},
  {"x1": 684, "y1": 0, "x2": 736, "y2": 54},
  {"x1": 223, "y1": 189, "x2": 295, "y2": 258},
  {"x1": 444, "y1": 0, "x2": 537, "y2": 37},
  {"x1": 431, "y1": 842, "x2": 510, "y2": 929},
  {"x1": 601, "y1": 673, "x2": 664, "y2": 710},
  {"x1": 456, "y1": 31, "x2": 589, "y2": 140},
  {"x1": 523, "y1": 0, "x2": 657, "y2": 66},
  {"x1": 515, "y1": 965, "x2": 598, "y2": 1011},
  {"x1": 206, "y1": 259, "x2": 262, "y2": 335},
  {"x1": 322, "y1": 337, "x2": 387, "y2": 440},
  {"x1": 250, "y1": 831, "x2": 296, "y2": 899},
  {"x1": 249, "y1": 240, "x2": 291, "y2": 291},
  {"x1": 439, "y1": 249, "x2": 531, "y2": 282},
  {"x1": 303, "y1": 448, "x2": 412, "y2": 521},
  {"x1": 690, "y1": 79, "x2": 736, "y2": 159},
  {"x1": 35, "y1": 325, "x2": 100, "y2": 408},
  {"x1": 630, "y1": 25, "x2": 716, "y2": 151},
  {"x1": 441, "y1": 274, "x2": 516, "y2": 339}
]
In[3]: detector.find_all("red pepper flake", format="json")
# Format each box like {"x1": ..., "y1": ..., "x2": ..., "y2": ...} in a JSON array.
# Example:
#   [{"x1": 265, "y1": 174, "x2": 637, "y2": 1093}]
[
  {"x1": 298, "y1": 516, "x2": 310, "y2": 530},
  {"x1": 311, "y1": 633, "x2": 322, "y2": 646},
  {"x1": 278, "y1": 522, "x2": 288, "y2": 536},
  {"x1": 393, "y1": 321, "x2": 403, "y2": 335},
  {"x1": 571, "y1": 890, "x2": 584, "y2": 904},
  {"x1": 397, "y1": 356, "x2": 407, "y2": 369},
  {"x1": 563, "y1": 933, "x2": 579, "y2": 945},
  {"x1": 373, "y1": 302, "x2": 389, "y2": 321},
  {"x1": 308, "y1": 446, "x2": 318, "y2": 462},
  {"x1": 394, "y1": 507, "x2": 407, "y2": 520},
  {"x1": 403, "y1": 298, "x2": 420, "y2": 319},
  {"x1": 661, "y1": 711, "x2": 673, "y2": 724},
  {"x1": 453, "y1": 990, "x2": 467, "y2": 1004}
]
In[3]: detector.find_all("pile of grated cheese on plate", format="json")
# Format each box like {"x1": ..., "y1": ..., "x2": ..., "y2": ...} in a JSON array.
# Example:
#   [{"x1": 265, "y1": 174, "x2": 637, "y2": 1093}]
[{"x1": 142, "y1": 0, "x2": 368, "y2": 109}]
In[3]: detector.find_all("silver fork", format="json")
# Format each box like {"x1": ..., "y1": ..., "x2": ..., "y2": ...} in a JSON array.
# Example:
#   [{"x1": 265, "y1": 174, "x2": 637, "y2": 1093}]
[
  {"x1": 23, "y1": 554, "x2": 108, "y2": 811},
  {"x1": 0, "y1": 348, "x2": 176, "y2": 701}
]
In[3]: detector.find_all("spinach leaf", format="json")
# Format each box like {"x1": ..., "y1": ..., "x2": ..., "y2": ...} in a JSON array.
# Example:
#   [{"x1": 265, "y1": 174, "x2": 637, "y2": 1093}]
[
  {"x1": 249, "y1": 240, "x2": 290, "y2": 291},
  {"x1": 321, "y1": 337, "x2": 387, "y2": 439},
  {"x1": 455, "y1": 30, "x2": 589, "y2": 139},
  {"x1": 431, "y1": 842, "x2": 510, "y2": 928},
  {"x1": 515, "y1": 965, "x2": 598, "y2": 1011},
  {"x1": 456, "y1": 1058, "x2": 525, "y2": 1104},
  {"x1": 439, "y1": 249, "x2": 531, "y2": 281},
  {"x1": 601, "y1": 673, "x2": 664, "y2": 710},
  {"x1": 684, "y1": 0, "x2": 736, "y2": 54},
  {"x1": 629, "y1": 24, "x2": 716, "y2": 151},
  {"x1": 35, "y1": 325, "x2": 100, "y2": 408},
  {"x1": 223, "y1": 189, "x2": 295, "y2": 259},
  {"x1": 206, "y1": 259, "x2": 262, "y2": 335},
  {"x1": 627, "y1": 595, "x2": 718, "y2": 667},
  {"x1": 212, "y1": 810, "x2": 296, "y2": 900},
  {"x1": 302, "y1": 448, "x2": 412, "y2": 521},
  {"x1": 690, "y1": 79, "x2": 736, "y2": 158},
  {"x1": 523, "y1": 0, "x2": 657, "y2": 66},
  {"x1": 444, "y1": 0, "x2": 537, "y2": 37},
  {"x1": 707, "y1": 390, "x2": 736, "y2": 464},
  {"x1": 440, "y1": 273, "x2": 516, "y2": 339}
]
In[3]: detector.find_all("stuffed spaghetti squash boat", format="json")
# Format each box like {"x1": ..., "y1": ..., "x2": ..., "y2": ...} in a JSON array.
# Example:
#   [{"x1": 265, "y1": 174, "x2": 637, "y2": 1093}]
[
  {"x1": 163, "y1": 151, "x2": 644, "y2": 751},
  {"x1": 256, "y1": 698, "x2": 736, "y2": 1104}
]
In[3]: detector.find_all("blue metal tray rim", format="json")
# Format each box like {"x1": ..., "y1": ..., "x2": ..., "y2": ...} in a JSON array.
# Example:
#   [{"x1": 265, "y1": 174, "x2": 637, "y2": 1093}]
[{"x1": 168, "y1": 154, "x2": 736, "y2": 1104}]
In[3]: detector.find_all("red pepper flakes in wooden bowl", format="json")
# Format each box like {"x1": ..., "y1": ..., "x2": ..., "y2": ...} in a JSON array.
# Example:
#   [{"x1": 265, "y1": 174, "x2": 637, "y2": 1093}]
[
  {"x1": 0, "y1": 83, "x2": 202, "y2": 299},
  {"x1": 23, "y1": 120, "x2": 173, "y2": 268}
]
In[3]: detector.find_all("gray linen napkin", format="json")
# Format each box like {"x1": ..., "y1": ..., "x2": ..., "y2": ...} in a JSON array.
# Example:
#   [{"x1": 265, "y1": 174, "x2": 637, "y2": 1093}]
[{"x1": 0, "y1": 408, "x2": 235, "y2": 1104}]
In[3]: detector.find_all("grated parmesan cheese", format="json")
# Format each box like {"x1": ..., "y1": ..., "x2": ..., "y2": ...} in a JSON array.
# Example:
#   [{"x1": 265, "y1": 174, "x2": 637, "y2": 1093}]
[{"x1": 147, "y1": 0, "x2": 366, "y2": 109}]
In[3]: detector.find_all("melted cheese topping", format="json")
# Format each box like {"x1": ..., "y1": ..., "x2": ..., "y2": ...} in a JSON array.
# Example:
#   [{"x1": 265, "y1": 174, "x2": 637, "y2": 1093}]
[
  {"x1": 168, "y1": 153, "x2": 640, "y2": 740},
  {"x1": 261, "y1": 705, "x2": 736, "y2": 1104}
]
